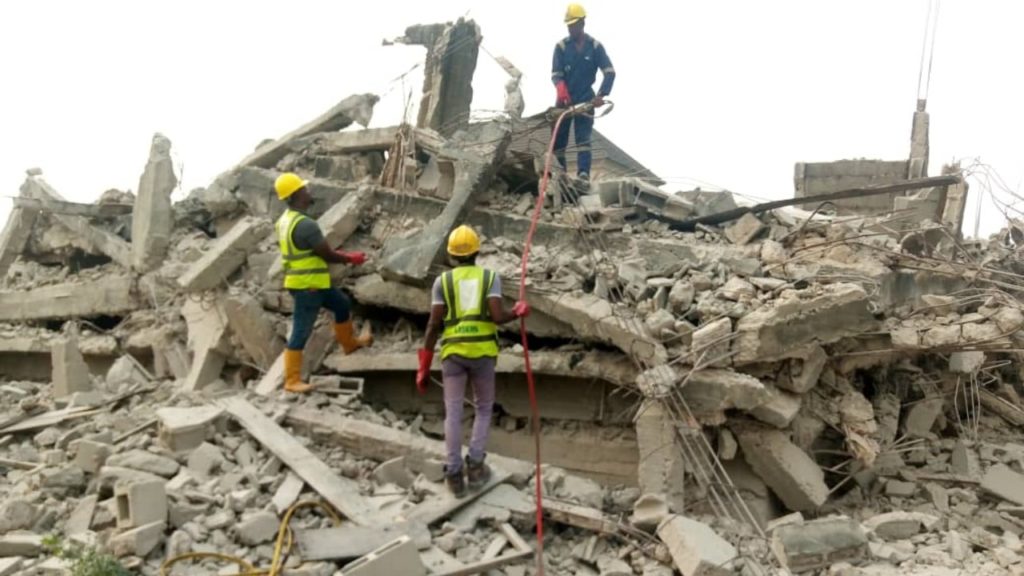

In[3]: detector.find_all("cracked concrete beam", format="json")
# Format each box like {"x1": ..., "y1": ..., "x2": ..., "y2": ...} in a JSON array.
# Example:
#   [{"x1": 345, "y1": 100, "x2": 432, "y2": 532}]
[
  {"x1": 238, "y1": 93, "x2": 379, "y2": 170},
  {"x1": 0, "y1": 206, "x2": 39, "y2": 278},
  {"x1": 0, "y1": 275, "x2": 139, "y2": 322},
  {"x1": 20, "y1": 176, "x2": 134, "y2": 268}
]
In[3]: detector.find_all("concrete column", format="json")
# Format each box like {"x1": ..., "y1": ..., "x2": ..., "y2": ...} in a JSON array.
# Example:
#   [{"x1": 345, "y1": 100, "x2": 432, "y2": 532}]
[
  {"x1": 635, "y1": 399, "x2": 685, "y2": 512},
  {"x1": 908, "y1": 99, "x2": 930, "y2": 179}
]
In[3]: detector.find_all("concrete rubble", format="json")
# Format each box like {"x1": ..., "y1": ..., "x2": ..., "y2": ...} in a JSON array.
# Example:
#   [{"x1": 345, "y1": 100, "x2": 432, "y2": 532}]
[{"x1": 1, "y1": 15, "x2": 1023, "y2": 576}]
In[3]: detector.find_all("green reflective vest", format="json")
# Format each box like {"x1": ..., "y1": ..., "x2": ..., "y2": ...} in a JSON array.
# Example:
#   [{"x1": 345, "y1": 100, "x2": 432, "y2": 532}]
[
  {"x1": 440, "y1": 266, "x2": 499, "y2": 360},
  {"x1": 276, "y1": 209, "x2": 330, "y2": 290}
]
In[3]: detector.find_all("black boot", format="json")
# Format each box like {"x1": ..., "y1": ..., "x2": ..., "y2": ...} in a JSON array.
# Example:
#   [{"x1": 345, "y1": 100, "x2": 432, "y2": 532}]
[
  {"x1": 444, "y1": 465, "x2": 466, "y2": 497},
  {"x1": 466, "y1": 454, "x2": 491, "y2": 490}
]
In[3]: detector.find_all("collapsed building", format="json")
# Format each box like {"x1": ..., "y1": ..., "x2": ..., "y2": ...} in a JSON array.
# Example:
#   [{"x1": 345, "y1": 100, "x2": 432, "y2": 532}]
[{"x1": 2, "y1": 17, "x2": 1024, "y2": 576}]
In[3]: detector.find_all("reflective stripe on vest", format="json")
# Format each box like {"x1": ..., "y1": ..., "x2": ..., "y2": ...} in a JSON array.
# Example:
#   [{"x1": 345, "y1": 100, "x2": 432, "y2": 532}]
[
  {"x1": 440, "y1": 266, "x2": 499, "y2": 360},
  {"x1": 276, "y1": 209, "x2": 330, "y2": 290}
]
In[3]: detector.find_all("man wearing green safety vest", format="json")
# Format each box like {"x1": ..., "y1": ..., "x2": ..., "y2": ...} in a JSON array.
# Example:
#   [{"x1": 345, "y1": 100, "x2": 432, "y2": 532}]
[
  {"x1": 274, "y1": 172, "x2": 372, "y2": 393},
  {"x1": 416, "y1": 225, "x2": 530, "y2": 496}
]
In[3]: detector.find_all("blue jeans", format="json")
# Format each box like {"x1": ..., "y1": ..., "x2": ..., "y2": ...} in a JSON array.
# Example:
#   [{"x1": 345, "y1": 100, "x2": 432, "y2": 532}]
[
  {"x1": 553, "y1": 112, "x2": 594, "y2": 176},
  {"x1": 287, "y1": 288, "x2": 351, "y2": 350}
]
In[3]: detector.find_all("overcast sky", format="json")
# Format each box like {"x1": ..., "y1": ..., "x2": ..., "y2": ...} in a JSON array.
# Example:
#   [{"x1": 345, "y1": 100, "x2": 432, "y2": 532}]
[{"x1": 1, "y1": 0, "x2": 1021, "y2": 237}]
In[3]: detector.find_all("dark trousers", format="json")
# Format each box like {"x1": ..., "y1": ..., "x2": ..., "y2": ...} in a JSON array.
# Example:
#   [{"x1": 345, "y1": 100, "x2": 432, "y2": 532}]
[
  {"x1": 287, "y1": 288, "x2": 351, "y2": 350},
  {"x1": 553, "y1": 113, "x2": 594, "y2": 176}
]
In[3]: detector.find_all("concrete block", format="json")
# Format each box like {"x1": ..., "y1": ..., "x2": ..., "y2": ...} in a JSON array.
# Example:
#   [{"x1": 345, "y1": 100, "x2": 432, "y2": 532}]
[
  {"x1": 109, "y1": 521, "x2": 165, "y2": 557},
  {"x1": 220, "y1": 292, "x2": 283, "y2": 370},
  {"x1": 630, "y1": 493, "x2": 670, "y2": 532},
  {"x1": 132, "y1": 133, "x2": 177, "y2": 271},
  {"x1": 772, "y1": 516, "x2": 867, "y2": 573},
  {"x1": 186, "y1": 442, "x2": 224, "y2": 478},
  {"x1": 724, "y1": 212, "x2": 765, "y2": 245},
  {"x1": 177, "y1": 217, "x2": 271, "y2": 292},
  {"x1": 372, "y1": 457, "x2": 414, "y2": 489},
  {"x1": 863, "y1": 511, "x2": 938, "y2": 540},
  {"x1": 779, "y1": 345, "x2": 826, "y2": 394},
  {"x1": 156, "y1": 406, "x2": 224, "y2": 454},
  {"x1": 733, "y1": 283, "x2": 875, "y2": 364},
  {"x1": 51, "y1": 331, "x2": 92, "y2": 398},
  {"x1": 74, "y1": 440, "x2": 113, "y2": 474},
  {"x1": 884, "y1": 480, "x2": 917, "y2": 498},
  {"x1": 341, "y1": 535, "x2": 426, "y2": 576},
  {"x1": 748, "y1": 385, "x2": 802, "y2": 428},
  {"x1": 949, "y1": 351, "x2": 985, "y2": 374},
  {"x1": 903, "y1": 397, "x2": 944, "y2": 438},
  {"x1": 682, "y1": 369, "x2": 769, "y2": 415},
  {"x1": 737, "y1": 428, "x2": 828, "y2": 513},
  {"x1": 106, "y1": 355, "x2": 149, "y2": 388},
  {"x1": 657, "y1": 515, "x2": 737, "y2": 576},
  {"x1": 116, "y1": 480, "x2": 168, "y2": 528},
  {"x1": 691, "y1": 317, "x2": 731, "y2": 368},
  {"x1": 635, "y1": 399, "x2": 685, "y2": 512},
  {"x1": 235, "y1": 511, "x2": 279, "y2": 546},
  {"x1": 0, "y1": 500, "x2": 37, "y2": 533},
  {"x1": 982, "y1": 464, "x2": 1024, "y2": 505},
  {"x1": 0, "y1": 533, "x2": 43, "y2": 557}
]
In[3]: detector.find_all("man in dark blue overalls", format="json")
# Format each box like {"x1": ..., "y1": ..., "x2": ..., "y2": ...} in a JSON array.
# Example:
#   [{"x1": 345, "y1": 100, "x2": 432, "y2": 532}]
[{"x1": 551, "y1": 3, "x2": 616, "y2": 185}]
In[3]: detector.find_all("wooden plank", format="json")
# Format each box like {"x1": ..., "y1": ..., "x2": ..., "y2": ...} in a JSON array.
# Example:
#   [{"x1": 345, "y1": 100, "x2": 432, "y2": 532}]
[
  {"x1": 675, "y1": 174, "x2": 962, "y2": 228},
  {"x1": 434, "y1": 549, "x2": 532, "y2": 576},
  {"x1": 272, "y1": 472, "x2": 305, "y2": 514},
  {"x1": 0, "y1": 407, "x2": 99, "y2": 434},
  {"x1": 499, "y1": 522, "x2": 533, "y2": 553},
  {"x1": 401, "y1": 471, "x2": 510, "y2": 527},
  {"x1": 481, "y1": 535, "x2": 508, "y2": 561},
  {"x1": 214, "y1": 396, "x2": 382, "y2": 526},
  {"x1": 0, "y1": 456, "x2": 37, "y2": 470},
  {"x1": 295, "y1": 521, "x2": 429, "y2": 561},
  {"x1": 114, "y1": 419, "x2": 158, "y2": 444}
]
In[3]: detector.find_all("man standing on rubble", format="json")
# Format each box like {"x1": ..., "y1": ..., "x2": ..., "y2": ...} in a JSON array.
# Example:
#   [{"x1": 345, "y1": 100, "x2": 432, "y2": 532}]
[
  {"x1": 274, "y1": 172, "x2": 373, "y2": 393},
  {"x1": 552, "y1": 3, "x2": 616, "y2": 185},
  {"x1": 416, "y1": 225, "x2": 530, "y2": 496}
]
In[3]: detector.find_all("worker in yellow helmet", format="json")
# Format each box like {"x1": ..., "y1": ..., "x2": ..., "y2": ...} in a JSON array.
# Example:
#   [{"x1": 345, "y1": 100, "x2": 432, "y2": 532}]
[
  {"x1": 274, "y1": 172, "x2": 372, "y2": 393},
  {"x1": 552, "y1": 3, "x2": 616, "y2": 185},
  {"x1": 416, "y1": 225, "x2": 530, "y2": 496}
]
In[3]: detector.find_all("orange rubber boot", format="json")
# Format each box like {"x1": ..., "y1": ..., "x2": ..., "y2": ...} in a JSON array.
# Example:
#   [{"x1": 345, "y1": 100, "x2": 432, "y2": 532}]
[
  {"x1": 283, "y1": 349, "x2": 313, "y2": 393},
  {"x1": 334, "y1": 320, "x2": 373, "y2": 354}
]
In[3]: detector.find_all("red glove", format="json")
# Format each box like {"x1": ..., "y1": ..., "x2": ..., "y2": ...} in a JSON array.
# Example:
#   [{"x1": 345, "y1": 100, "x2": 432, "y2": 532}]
[
  {"x1": 415, "y1": 349, "x2": 434, "y2": 395},
  {"x1": 512, "y1": 300, "x2": 530, "y2": 319},
  {"x1": 555, "y1": 81, "x2": 571, "y2": 106},
  {"x1": 339, "y1": 251, "x2": 366, "y2": 265}
]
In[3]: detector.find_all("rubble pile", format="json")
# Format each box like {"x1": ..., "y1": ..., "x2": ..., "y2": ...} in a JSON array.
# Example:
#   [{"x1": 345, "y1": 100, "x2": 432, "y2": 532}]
[{"x1": 4, "y1": 17, "x2": 1024, "y2": 576}]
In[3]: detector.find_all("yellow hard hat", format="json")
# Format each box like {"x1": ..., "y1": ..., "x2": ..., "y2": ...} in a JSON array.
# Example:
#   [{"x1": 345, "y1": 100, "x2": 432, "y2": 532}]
[
  {"x1": 275, "y1": 172, "x2": 308, "y2": 201},
  {"x1": 447, "y1": 225, "x2": 481, "y2": 257},
  {"x1": 565, "y1": 3, "x2": 586, "y2": 25}
]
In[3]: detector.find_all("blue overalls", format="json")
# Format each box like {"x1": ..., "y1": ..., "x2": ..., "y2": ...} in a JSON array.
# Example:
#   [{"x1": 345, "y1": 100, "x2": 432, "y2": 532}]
[{"x1": 551, "y1": 34, "x2": 616, "y2": 177}]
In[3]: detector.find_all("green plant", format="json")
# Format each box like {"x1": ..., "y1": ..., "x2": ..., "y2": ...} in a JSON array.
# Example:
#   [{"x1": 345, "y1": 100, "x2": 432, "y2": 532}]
[{"x1": 42, "y1": 535, "x2": 134, "y2": 576}]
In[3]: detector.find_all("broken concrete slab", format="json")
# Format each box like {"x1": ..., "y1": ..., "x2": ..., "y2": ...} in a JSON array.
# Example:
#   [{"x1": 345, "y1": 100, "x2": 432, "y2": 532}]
[
  {"x1": 267, "y1": 184, "x2": 375, "y2": 282},
  {"x1": 106, "y1": 450, "x2": 180, "y2": 478},
  {"x1": 20, "y1": 175, "x2": 134, "y2": 268},
  {"x1": 982, "y1": 464, "x2": 1024, "y2": 505},
  {"x1": 681, "y1": 369, "x2": 769, "y2": 416},
  {"x1": 737, "y1": 427, "x2": 828, "y2": 513},
  {"x1": 0, "y1": 533, "x2": 43, "y2": 557},
  {"x1": 657, "y1": 515, "x2": 737, "y2": 576},
  {"x1": 238, "y1": 93, "x2": 378, "y2": 169},
  {"x1": 748, "y1": 385, "x2": 802, "y2": 429},
  {"x1": 220, "y1": 292, "x2": 283, "y2": 370},
  {"x1": 236, "y1": 511, "x2": 279, "y2": 545},
  {"x1": 177, "y1": 217, "x2": 271, "y2": 292},
  {"x1": 180, "y1": 298, "x2": 230, "y2": 391},
  {"x1": 0, "y1": 206, "x2": 39, "y2": 279},
  {"x1": 903, "y1": 397, "x2": 944, "y2": 438},
  {"x1": 380, "y1": 121, "x2": 512, "y2": 283},
  {"x1": 863, "y1": 511, "x2": 938, "y2": 540},
  {"x1": 0, "y1": 275, "x2": 139, "y2": 322},
  {"x1": 635, "y1": 399, "x2": 685, "y2": 512},
  {"x1": 733, "y1": 283, "x2": 876, "y2": 364},
  {"x1": 950, "y1": 351, "x2": 985, "y2": 374},
  {"x1": 772, "y1": 516, "x2": 867, "y2": 573},
  {"x1": 156, "y1": 406, "x2": 224, "y2": 454},
  {"x1": 132, "y1": 133, "x2": 177, "y2": 271},
  {"x1": 51, "y1": 330, "x2": 92, "y2": 398},
  {"x1": 724, "y1": 212, "x2": 766, "y2": 245},
  {"x1": 780, "y1": 345, "x2": 827, "y2": 394},
  {"x1": 342, "y1": 534, "x2": 426, "y2": 576},
  {"x1": 690, "y1": 317, "x2": 732, "y2": 368},
  {"x1": 523, "y1": 289, "x2": 667, "y2": 365},
  {"x1": 109, "y1": 521, "x2": 165, "y2": 557}
]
